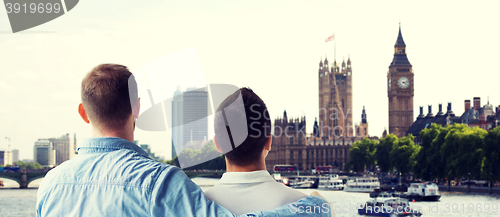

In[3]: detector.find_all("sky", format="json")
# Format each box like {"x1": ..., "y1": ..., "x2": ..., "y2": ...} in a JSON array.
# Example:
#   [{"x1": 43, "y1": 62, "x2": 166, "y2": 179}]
[{"x1": 0, "y1": 0, "x2": 499, "y2": 160}]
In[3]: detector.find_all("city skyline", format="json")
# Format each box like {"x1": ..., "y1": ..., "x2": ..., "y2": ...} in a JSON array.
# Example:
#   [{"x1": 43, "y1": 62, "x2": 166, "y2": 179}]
[{"x1": 0, "y1": 0, "x2": 499, "y2": 160}]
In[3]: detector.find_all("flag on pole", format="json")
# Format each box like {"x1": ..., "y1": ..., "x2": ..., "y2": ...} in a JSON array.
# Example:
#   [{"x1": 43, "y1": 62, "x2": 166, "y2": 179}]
[{"x1": 325, "y1": 34, "x2": 334, "y2": 42}]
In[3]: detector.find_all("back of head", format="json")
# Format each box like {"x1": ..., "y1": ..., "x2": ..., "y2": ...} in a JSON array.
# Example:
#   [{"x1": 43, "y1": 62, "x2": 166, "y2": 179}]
[
  {"x1": 214, "y1": 88, "x2": 271, "y2": 166},
  {"x1": 81, "y1": 64, "x2": 138, "y2": 131}
]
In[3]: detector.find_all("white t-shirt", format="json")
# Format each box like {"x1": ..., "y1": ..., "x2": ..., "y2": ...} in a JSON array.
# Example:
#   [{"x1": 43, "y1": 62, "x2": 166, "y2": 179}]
[{"x1": 204, "y1": 170, "x2": 307, "y2": 215}]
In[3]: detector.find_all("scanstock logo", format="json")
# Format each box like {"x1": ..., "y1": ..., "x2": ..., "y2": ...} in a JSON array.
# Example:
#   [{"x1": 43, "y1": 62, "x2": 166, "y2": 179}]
[{"x1": 3, "y1": 0, "x2": 78, "y2": 33}]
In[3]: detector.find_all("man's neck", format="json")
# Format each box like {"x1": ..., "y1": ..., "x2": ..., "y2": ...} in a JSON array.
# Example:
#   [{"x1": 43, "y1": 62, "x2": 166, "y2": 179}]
[
  {"x1": 226, "y1": 159, "x2": 267, "y2": 172},
  {"x1": 92, "y1": 126, "x2": 134, "y2": 143}
]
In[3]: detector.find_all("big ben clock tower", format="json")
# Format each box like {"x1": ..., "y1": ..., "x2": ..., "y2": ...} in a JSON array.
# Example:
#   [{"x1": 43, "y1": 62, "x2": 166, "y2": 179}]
[{"x1": 388, "y1": 25, "x2": 414, "y2": 138}]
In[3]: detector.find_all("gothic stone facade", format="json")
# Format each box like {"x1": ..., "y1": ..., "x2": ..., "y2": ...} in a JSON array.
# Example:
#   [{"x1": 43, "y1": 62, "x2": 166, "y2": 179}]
[
  {"x1": 265, "y1": 112, "x2": 360, "y2": 172},
  {"x1": 266, "y1": 55, "x2": 373, "y2": 172},
  {"x1": 318, "y1": 57, "x2": 353, "y2": 137}
]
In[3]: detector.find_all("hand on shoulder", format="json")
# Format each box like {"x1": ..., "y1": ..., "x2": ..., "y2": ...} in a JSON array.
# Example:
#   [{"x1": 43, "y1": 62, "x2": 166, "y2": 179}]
[{"x1": 310, "y1": 191, "x2": 333, "y2": 217}]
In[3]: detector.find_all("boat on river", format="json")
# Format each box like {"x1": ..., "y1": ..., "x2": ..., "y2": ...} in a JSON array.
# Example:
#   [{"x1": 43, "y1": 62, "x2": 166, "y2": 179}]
[
  {"x1": 318, "y1": 174, "x2": 344, "y2": 190},
  {"x1": 399, "y1": 182, "x2": 441, "y2": 201},
  {"x1": 358, "y1": 193, "x2": 422, "y2": 216},
  {"x1": 286, "y1": 176, "x2": 318, "y2": 188},
  {"x1": 344, "y1": 177, "x2": 380, "y2": 193}
]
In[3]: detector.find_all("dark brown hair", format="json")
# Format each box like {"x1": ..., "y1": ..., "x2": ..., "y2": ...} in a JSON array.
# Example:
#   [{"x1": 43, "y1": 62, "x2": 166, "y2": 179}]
[
  {"x1": 214, "y1": 88, "x2": 271, "y2": 166},
  {"x1": 81, "y1": 64, "x2": 138, "y2": 130}
]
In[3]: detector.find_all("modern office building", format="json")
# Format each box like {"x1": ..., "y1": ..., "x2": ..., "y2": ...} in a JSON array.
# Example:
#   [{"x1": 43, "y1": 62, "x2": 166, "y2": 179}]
[
  {"x1": 11, "y1": 149, "x2": 19, "y2": 163},
  {"x1": 171, "y1": 87, "x2": 208, "y2": 159},
  {"x1": 171, "y1": 88, "x2": 183, "y2": 159},
  {"x1": 0, "y1": 150, "x2": 12, "y2": 165},
  {"x1": 33, "y1": 139, "x2": 56, "y2": 167},
  {"x1": 182, "y1": 88, "x2": 208, "y2": 145},
  {"x1": 48, "y1": 134, "x2": 75, "y2": 165}
]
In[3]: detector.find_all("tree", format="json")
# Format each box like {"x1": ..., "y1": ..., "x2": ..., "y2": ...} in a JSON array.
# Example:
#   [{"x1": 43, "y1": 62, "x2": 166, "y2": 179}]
[
  {"x1": 441, "y1": 124, "x2": 486, "y2": 181},
  {"x1": 426, "y1": 124, "x2": 449, "y2": 181},
  {"x1": 347, "y1": 138, "x2": 377, "y2": 172},
  {"x1": 414, "y1": 123, "x2": 442, "y2": 180},
  {"x1": 10, "y1": 161, "x2": 43, "y2": 170},
  {"x1": 390, "y1": 134, "x2": 420, "y2": 175},
  {"x1": 482, "y1": 126, "x2": 500, "y2": 182},
  {"x1": 376, "y1": 134, "x2": 397, "y2": 173},
  {"x1": 440, "y1": 124, "x2": 466, "y2": 180}
]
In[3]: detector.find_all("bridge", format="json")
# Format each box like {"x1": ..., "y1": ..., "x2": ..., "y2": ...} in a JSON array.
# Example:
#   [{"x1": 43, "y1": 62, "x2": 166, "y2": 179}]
[
  {"x1": 0, "y1": 171, "x2": 48, "y2": 188},
  {"x1": 0, "y1": 170, "x2": 225, "y2": 188}
]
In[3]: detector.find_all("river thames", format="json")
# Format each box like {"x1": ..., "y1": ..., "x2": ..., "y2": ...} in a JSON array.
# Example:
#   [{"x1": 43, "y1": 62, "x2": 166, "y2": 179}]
[{"x1": 1, "y1": 178, "x2": 500, "y2": 216}]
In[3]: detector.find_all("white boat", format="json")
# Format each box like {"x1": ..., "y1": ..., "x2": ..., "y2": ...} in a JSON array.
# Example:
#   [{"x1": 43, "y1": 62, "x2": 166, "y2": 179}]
[
  {"x1": 318, "y1": 174, "x2": 345, "y2": 190},
  {"x1": 344, "y1": 177, "x2": 380, "y2": 193},
  {"x1": 405, "y1": 182, "x2": 441, "y2": 201},
  {"x1": 287, "y1": 176, "x2": 316, "y2": 188},
  {"x1": 358, "y1": 193, "x2": 422, "y2": 216}
]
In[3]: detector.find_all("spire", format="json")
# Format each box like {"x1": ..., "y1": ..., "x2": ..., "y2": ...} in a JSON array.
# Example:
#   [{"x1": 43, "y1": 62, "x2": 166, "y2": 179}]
[
  {"x1": 390, "y1": 24, "x2": 412, "y2": 66},
  {"x1": 313, "y1": 117, "x2": 319, "y2": 138},
  {"x1": 361, "y1": 106, "x2": 367, "y2": 124},
  {"x1": 283, "y1": 110, "x2": 287, "y2": 119},
  {"x1": 395, "y1": 23, "x2": 406, "y2": 47},
  {"x1": 347, "y1": 54, "x2": 351, "y2": 64},
  {"x1": 319, "y1": 56, "x2": 323, "y2": 67}
]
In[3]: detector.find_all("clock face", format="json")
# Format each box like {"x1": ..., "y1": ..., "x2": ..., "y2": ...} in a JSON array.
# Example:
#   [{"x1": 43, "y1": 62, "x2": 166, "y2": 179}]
[
  {"x1": 398, "y1": 76, "x2": 410, "y2": 89},
  {"x1": 388, "y1": 78, "x2": 391, "y2": 90}
]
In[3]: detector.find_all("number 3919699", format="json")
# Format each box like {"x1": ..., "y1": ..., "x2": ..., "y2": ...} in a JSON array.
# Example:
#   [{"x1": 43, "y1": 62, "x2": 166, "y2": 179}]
[{"x1": 5, "y1": 3, "x2": 62, "y2": 14}]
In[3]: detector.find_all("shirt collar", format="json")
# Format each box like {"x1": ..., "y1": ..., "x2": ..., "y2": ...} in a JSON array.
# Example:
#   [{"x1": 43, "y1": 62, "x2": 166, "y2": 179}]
[
  {"x1": 77, "y1": 137, "x2": 149, "y2": 158},
  {"x1": 217, "y1": 170, "x2": 276, "y2": 184}
]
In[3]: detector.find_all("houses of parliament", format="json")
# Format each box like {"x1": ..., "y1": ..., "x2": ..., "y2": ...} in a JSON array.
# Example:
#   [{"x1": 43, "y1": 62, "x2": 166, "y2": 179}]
[{"x1": 265, "y1": 26, "x2": 414, "y2": 171}]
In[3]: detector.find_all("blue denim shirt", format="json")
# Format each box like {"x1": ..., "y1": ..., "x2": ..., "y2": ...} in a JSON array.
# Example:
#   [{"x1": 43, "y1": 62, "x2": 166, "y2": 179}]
[{"x1": 36, "y1": 137, "x2": 331, "y2": 217}]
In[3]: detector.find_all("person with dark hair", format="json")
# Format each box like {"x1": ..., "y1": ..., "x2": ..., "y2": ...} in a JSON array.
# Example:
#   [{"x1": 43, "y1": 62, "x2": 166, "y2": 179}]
[
  {"x1": 36, "y1": 64, "x2": 331, "y2": 217},
  {"x1": 205, "y1": 88, "x2": 317, "y2": 215}
]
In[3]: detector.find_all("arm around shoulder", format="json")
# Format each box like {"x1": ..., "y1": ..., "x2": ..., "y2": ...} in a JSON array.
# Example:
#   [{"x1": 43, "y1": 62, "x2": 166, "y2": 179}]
[
  {"x1": 149, "y1": 165, "x2": 237, "y2": 217},
  {"x1": 239, "y1": 196, "x2": 332, "y2": 217}
]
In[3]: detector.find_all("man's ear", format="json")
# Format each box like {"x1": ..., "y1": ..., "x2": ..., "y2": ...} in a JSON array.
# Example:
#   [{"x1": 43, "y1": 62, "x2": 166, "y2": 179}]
[
  {"x1": 78, "y1": 103, "x2": 90, "y2": 124},
  {"x1": 264, "y1": 136, "x2": 272, "y2": 152},
  {"x1": 133, "y1": 97, "x2": 141, "y2": 120},
  {"x1": 213, "y1": 136, "x2": 223, "y2": 153}
]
